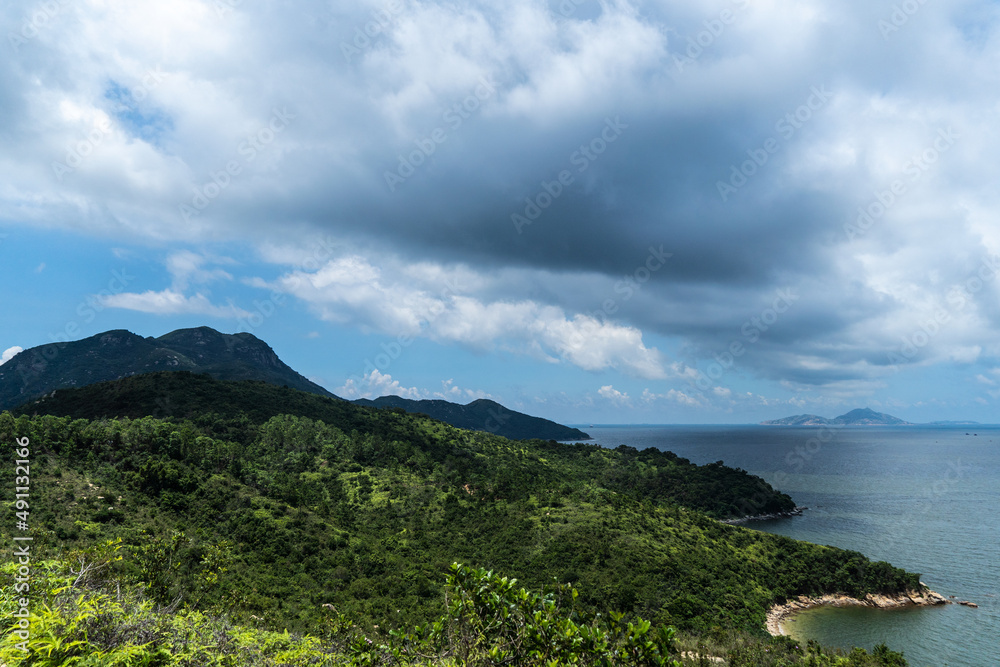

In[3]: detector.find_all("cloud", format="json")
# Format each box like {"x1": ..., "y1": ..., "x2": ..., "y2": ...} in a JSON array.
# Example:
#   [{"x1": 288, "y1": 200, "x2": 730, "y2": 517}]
[
  {"x1": 598, "y1": 385, "x2": 631, "y2": 405},
  {"x1": 1, "y1": 346, "x2": 23, "y2": 365},
  {"x1": 336, "y1": 369, "x2": 423, "y2": 400},
  {"x1": 641, "y1": 388, "x2": 705, "y2": 408},
  {"x1": 266, "y1": 255, "x2": 668, "y2": 378},
  {"x1": 335, "y1": 370, "x2": 491, "y2": 402},
  {"x1": 166, "y1": 250, "x2": 234, "y2": 291},
  {"x1": 2, "y1": 0, "x2": 1000, "y2": 411},
  {"x1": 97, "y1": 290, "x2": 250, "y2": 319}
]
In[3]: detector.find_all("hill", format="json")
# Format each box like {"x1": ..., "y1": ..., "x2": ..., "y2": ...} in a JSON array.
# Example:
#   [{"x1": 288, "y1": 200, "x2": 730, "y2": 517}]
[
  {"x1": 2, "y1": 327, "x2": 588, "y2": 441},
  {"x1": 353, "y1": 395, "x2": 590, "y2": 441},
  {"x1": 0, "y1": 378, "x2": 922, "y2": 664},
  {"x1": 762, "y1": 407, "x2": 912, "y2": 426},
  {"x1": 0, "y1": 326, "x2": 336, "y2": 410}
]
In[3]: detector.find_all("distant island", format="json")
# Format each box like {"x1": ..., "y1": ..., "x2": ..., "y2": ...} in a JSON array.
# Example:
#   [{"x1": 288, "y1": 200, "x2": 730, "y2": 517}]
[{"x1": 762, "y1": 407, "x2": 911, "y2": 426}]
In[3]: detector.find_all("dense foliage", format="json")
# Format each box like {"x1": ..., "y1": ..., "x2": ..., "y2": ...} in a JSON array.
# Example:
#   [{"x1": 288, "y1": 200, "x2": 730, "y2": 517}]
[
  {"x1": 0, "y1": 549, "x2": 908, "y2": 666},
  {"x1": 0, "y1": 375, "x2": 922, "y2": 663}
]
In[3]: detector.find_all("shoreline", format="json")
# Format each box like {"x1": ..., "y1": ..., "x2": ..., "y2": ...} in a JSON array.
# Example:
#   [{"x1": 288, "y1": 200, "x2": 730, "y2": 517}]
[
  {"x1": 720, "y1": 506, "x2": 807, "y2": 525},
  {"x1": 766, "y1": 588, "x2": 950, "y2": 637}
]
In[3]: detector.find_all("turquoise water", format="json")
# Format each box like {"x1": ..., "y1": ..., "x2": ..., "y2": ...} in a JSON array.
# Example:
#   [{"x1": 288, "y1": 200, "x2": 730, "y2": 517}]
[{"x1": 578, "y1": 425, "x2": 1000, "y2": 667}]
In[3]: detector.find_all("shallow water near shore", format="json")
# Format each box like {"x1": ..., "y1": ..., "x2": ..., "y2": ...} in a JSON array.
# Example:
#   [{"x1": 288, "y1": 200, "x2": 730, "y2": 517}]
[{"x1": 577, "y1": 425, "x2": 1000, "y2": 667}]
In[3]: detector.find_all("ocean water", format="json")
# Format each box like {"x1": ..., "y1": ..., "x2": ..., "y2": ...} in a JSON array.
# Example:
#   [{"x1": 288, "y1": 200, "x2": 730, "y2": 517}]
[{"x1": 575, "y1": 425, "x2": 1000, "y2": 667}]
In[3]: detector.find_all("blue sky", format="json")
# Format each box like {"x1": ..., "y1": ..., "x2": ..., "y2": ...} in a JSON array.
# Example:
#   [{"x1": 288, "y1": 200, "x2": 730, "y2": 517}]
[{"x1": 2, "y1": 0, "x2": 1000, "y2": 424}]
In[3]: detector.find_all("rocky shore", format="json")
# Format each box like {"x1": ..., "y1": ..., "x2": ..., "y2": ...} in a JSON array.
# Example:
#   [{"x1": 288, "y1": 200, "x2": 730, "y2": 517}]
[
  {"x1": 720, "y1": 506, "x2": 806, "y2": 525},
  {"x1": 766, "y1": 587, "x2": 950, "y2": 636}
]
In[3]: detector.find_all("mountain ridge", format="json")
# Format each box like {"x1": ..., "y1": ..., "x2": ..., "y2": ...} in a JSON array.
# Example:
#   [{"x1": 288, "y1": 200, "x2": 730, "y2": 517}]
[
  {"x1": 0, "y1": 326, "x2": 336, "y2": 411},
  {"x1": 352, "y1": 395, "x2": 589, "y2": 441},
  {"x1": 1, "y1": 326, "x2": 588, "y2": 441}
]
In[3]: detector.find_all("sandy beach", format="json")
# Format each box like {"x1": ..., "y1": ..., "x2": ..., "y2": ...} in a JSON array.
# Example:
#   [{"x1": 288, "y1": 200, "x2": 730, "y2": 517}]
[{"x1": 766, "y1": 588, "x2": 950, "y2": 636}]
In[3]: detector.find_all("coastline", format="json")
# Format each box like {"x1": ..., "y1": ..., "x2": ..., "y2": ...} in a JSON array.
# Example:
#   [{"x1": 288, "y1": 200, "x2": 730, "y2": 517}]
[
  {"x1": 720, "y1": 506, "x2": 806, "y2": 525},
  {"x1": 766, "y1": 588, "x2": 950, "y2": 637}
]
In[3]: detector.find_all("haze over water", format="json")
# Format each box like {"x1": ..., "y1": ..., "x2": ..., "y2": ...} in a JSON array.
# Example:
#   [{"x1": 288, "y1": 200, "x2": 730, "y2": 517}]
[{"x1": 579, "y1": 425, "x2": 1000, "y2": 667}]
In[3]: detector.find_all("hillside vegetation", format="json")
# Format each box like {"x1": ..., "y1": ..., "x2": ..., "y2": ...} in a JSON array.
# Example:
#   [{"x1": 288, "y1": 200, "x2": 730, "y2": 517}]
[{"x1": 1, "y1": 374, "x2": 918, "y2": 664}]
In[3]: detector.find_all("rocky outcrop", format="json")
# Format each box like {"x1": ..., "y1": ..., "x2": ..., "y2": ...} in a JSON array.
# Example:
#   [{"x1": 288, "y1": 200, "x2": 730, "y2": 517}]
[
  {"x1": 720, "y1": 506, "x2": 806, "y2": 525},
  {"x1": 766, "y1": 588, "x2": 949, "y2": 636}
]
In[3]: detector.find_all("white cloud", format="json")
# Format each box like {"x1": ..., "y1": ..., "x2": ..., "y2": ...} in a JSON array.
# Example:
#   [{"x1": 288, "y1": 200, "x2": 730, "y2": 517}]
[
  {"x1": 97, "y1": 290, "x2": 250, "y2": 319},
  {"x1": 336, "y1": 370, "x2": 423, "y2": 400},
  {"x1": 266, "y1": 255, "x2": 668, "y2": 379},
  {"x1": 434, "y1": 379, "x2": 495, "y2": 402},
  {"x1": 598, "y1": 385, "x2": 631, "y2": 404},
  {"x1": 1, "y1": 346, "x2": 23, "y2": 365},
  {"x1": 166, "y1": 250, "x2": 234, "y2": 291},
  {"x1": 335, "y1": 370, "x2": 491, "y2": 402},
  {"x1": 641, "y1": 388, "x2": 705, "y2": 408}
]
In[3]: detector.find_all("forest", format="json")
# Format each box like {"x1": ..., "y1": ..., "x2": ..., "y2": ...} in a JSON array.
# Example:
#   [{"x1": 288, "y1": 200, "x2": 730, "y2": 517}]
[{"x1": 1, "y1": 373, "x2": 917, "y2": 664}]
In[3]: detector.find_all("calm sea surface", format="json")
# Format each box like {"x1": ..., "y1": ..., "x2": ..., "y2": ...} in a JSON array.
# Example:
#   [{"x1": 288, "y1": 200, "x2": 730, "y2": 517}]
[{"x1": 573, "y1": 425, "x2": 999, "y2": 667}]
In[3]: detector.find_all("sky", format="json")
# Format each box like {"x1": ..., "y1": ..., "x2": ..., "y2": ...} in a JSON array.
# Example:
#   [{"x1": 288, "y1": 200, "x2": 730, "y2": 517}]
[{"x1": 1, "y1": 0, "x2": 999, "y2": 425}]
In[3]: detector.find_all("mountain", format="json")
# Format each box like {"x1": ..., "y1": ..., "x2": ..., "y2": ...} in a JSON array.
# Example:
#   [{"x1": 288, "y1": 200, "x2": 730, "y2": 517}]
[
  {"x1": 352, "y1": 395, "x2": 590, "y2": 441},
  {"x1": 762, "y1": 407, "x2": 912, "y2": 426},
  {"x1": 0, "y1": 326, "x2": 337, "y2": 411},
  {"x1": 760, "y1": 413, "x2": 832, "y2": 426},
  {"x1": 12, "y1": 372, "x2": 585, "y2": 441},
  {"x1": 1, "y1": 326, "x2": 587, "y2": 440}
]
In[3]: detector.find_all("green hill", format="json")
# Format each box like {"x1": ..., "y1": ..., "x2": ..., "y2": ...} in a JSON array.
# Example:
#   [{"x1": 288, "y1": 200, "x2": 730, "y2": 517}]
[
  {"x1": 352, "y1": 395, "x2": 590, "y2": 441},
  {"x1": 0, "y1": 376, "x2": 921, "y2": 665}
]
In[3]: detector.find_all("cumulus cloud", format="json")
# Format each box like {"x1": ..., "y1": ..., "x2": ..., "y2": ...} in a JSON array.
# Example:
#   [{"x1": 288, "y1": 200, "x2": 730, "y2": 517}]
[
  {"x1": 337, "y1": 369, "x2": 423, "y2": 400},
  {"x1": 1, "y1": 346, "x2": 23, "y2": 365},
  {"x1": 265, "y1": 255, "x2": 668, "y2": 378},
  {"x1": 336, "y1": 370, "x2": 491, "y2": 402},
  {"x1": 598, "y1": 385, "x2": 631, "y2": 405}
]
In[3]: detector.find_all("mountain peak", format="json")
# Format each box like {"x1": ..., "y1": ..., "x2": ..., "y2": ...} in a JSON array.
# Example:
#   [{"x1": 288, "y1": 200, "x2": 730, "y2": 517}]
[{"x1": 0, "y1": 327, "x2": 335, "y2": 410}]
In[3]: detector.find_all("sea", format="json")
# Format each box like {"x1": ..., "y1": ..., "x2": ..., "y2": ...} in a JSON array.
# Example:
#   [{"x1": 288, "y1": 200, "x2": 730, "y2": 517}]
[{"x1": 573, "y1": 425, "x2": 999, "y2": 667}]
